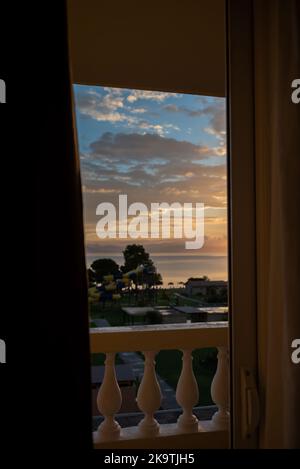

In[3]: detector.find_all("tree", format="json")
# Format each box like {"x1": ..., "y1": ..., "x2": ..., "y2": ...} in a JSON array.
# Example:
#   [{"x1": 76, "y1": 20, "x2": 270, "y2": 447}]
[
  {"x1": 90, "y1": 258, "x2": 119, "y2": 283},
  {"x1": 154, "y1": 273, "x2": 163, "y2": 287},
  {"x1": 121, "y1": 244, "x2": 153, "y2": 273},
  {"x1": 120, "y1": 245, "x2": 163, "y2": 306},
  {"x1": 218, "y1": 287, "x2": 228, "y2": 303},
  {"x1": 186, "y1": 275, "x2": 210, "y2": 282},
  {"x1": 206, "y1": 286, "x2": 218, "y2": 303}
]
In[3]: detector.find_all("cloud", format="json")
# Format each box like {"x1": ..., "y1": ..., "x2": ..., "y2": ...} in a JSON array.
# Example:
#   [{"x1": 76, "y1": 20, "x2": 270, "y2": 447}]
[
  {"x1": 129, "y1": 107, "x2": 147, "y2": 114},
  {"x1": 135, "y1": 121, "x2": 180, "y2": 135},
  {"x1": 89, "y1": 132, "x2": 209, "y2": 161},
  {"x1": 79, "y1": 132, "x2": 227, "y2": 214},
  {"x1": 163, "y1": 104, "x2": 206, "y2": 117},
  {"x1": 127, "y1": 90, "x2": 179, "y2": 103},
  {"x1": 75, "y1": 87, "x2": 180, "y2": 135},
  {"x1": 163, "y1": 98, "x2": 226, "y2": 152},
  {"x1": 82, "y1": 186, "x2": 121, "y2": 194},
  {"x1": 83, "y1": 235, "x2": 227, "y2": 257},
  {"x1": 75, "y1": 88, "x2": 128, "y2": 123}
]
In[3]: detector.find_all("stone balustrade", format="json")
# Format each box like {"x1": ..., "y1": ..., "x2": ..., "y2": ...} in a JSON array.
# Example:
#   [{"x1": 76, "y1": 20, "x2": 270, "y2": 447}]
[{"x1": 90, "y1": 322, "x2": 229, "y2": 448}]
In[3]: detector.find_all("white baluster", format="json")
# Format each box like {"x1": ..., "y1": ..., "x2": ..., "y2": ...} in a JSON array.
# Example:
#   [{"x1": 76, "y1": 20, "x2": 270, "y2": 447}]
[
  {"x1": 176, "y1": 349, "x2": 200, "y2": 433},
  {"x1": 136, "y1": 351, "x2": 162, "y2": 436},
  {"x1": 96, "y1": 352, "x2": 122, "y2": 440},
  {"x1": 211, "y1": 346, "x2": 229, "y2": 429}
]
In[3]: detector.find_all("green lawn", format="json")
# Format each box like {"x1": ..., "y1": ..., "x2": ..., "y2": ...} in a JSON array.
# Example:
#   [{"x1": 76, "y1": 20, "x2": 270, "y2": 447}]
[
  {"x1": 89, "y1": 289, "x2": 199, "y2": 326},
  {"x1": 136, "y1": 348, "x2": 217, "y2": 406},
  {"x1": 90, "y1": 301, "x2": 142, "y2": 326},
  {"x1": 155, "y1": 348, "x2": 217, "y2": 406}
]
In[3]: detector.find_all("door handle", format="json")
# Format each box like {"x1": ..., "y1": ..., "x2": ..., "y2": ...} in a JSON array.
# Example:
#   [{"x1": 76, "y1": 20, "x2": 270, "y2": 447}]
[{"x1": 241, "y1": 368, "x2": 260, "y2": 438}]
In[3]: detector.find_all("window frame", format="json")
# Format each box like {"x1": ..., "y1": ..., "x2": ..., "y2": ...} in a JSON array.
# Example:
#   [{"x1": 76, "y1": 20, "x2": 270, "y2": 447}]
[
  {"x1": 71, "y1": 0, "x2": 260, "y2": 449},
  {"x1": 227, "y1": 0, "x2": 259, "y2": 449}
]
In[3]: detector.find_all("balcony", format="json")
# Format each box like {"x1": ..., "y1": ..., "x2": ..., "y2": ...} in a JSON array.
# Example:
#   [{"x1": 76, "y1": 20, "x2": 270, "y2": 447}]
[{"x1": 90, "y1": 321, "x2": 229, "y2": 449}]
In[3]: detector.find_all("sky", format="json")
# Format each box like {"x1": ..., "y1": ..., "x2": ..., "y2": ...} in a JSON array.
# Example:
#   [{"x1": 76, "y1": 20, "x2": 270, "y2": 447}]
[{"x1": 73, "y1": 85, "x2": 228, "y2": 284}]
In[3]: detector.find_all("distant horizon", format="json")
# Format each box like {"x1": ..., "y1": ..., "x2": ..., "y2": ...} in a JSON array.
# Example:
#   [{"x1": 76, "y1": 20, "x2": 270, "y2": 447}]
[{"x1": 86, "y1": 253, "x2": 228, "y2": 285}]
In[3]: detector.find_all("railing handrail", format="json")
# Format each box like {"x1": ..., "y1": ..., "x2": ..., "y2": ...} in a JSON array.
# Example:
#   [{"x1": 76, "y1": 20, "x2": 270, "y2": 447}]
[{"x1": 90, "y1": 322, "x2": 228, "y2": 353}]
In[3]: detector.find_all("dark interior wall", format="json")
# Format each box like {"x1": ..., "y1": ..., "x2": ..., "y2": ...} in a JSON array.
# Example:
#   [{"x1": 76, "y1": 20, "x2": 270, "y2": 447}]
[
  {"x1": 35, "y1": 1, "x2": 93, "y2": 450},
  {"x1": 67, "y1": 0, "x2": 226, "y2": 97}
]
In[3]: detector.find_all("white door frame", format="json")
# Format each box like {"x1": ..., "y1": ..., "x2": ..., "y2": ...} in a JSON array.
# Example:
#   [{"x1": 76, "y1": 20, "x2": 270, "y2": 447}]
[{"x1": 71, "y1": 0, "x2": 260, "y2": 448}]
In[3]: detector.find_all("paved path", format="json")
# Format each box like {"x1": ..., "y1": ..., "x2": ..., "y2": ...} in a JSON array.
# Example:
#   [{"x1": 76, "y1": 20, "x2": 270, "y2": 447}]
[
  {"x1": 119, "y1": 351, "x2": 179, "y2": 410},
  {"x1": 90, "y1": 318, "x2": 179, "y2": 408}
]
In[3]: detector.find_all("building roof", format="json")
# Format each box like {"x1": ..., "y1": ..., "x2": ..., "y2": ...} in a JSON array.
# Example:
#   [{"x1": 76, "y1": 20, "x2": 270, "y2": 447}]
[{"x1": 185, "y1": 279, "x2": 227, "y2": 287}]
